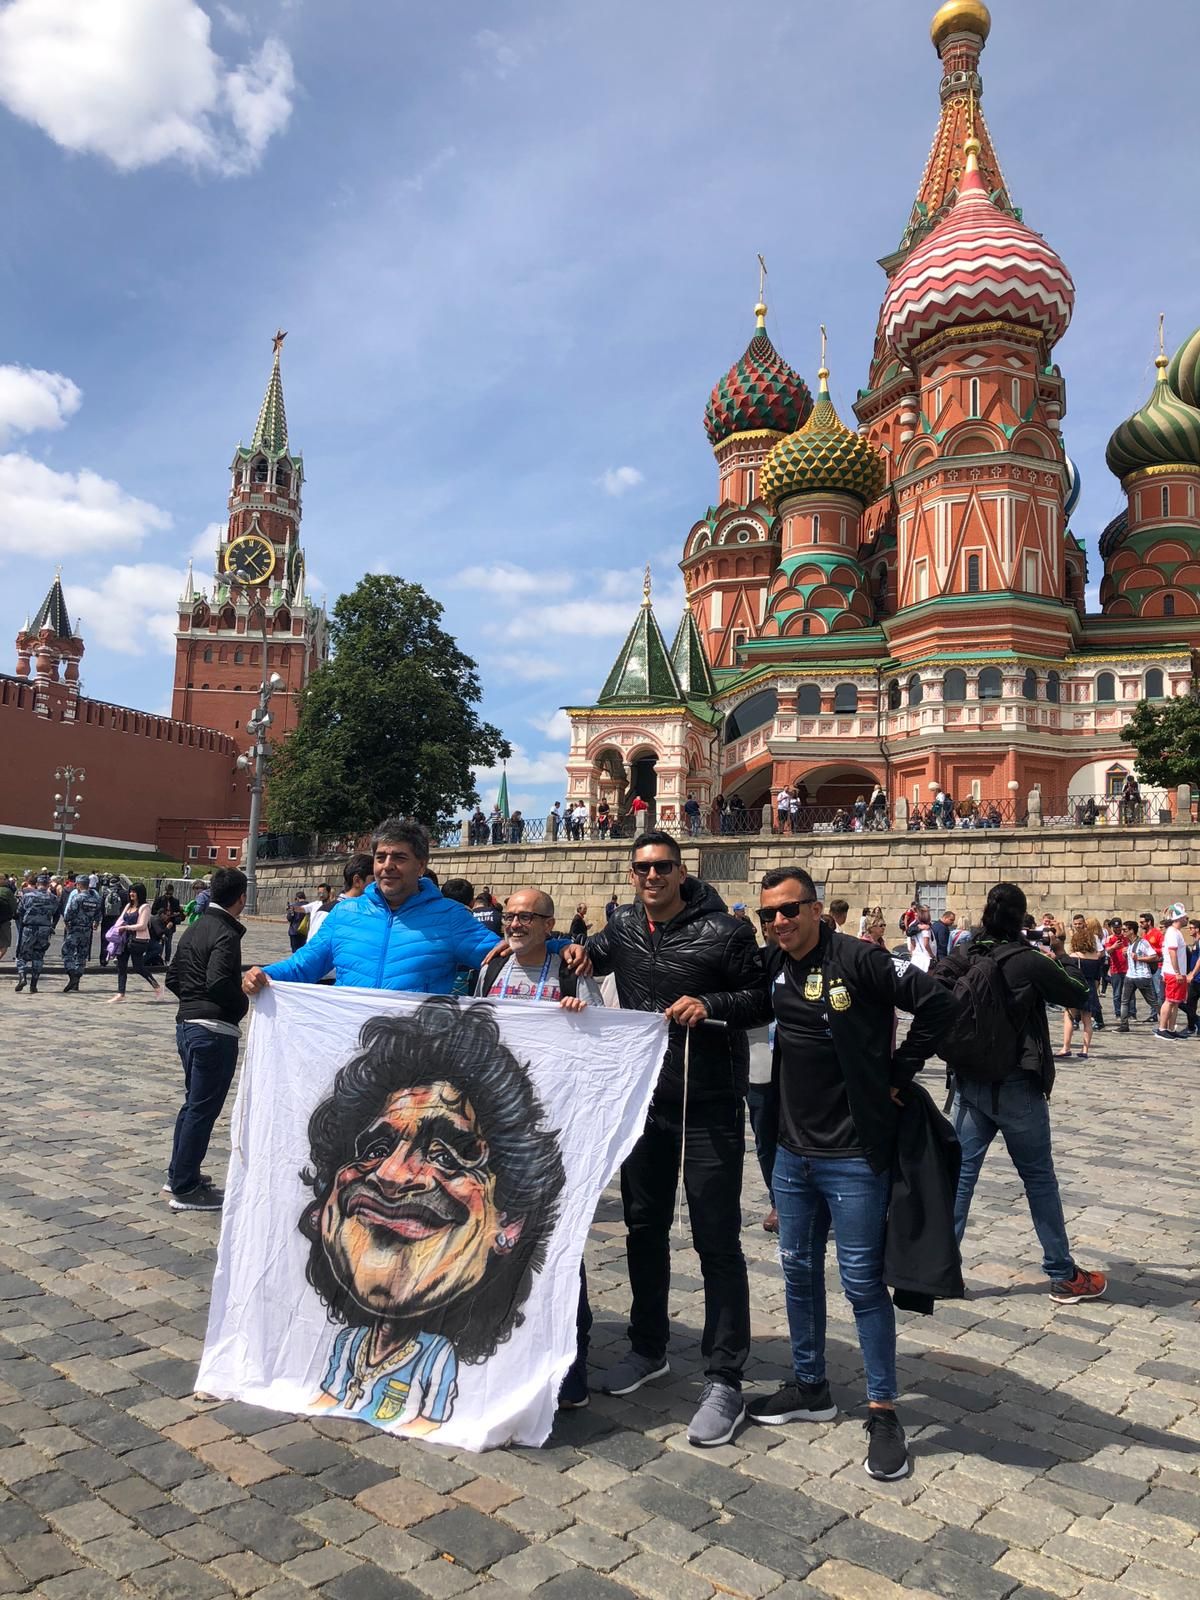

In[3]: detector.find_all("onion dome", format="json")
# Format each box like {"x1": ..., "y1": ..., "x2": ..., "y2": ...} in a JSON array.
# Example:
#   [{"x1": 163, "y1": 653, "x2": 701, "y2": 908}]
[
  {"x1": 881, "y1": 134, "x2": 1074, "y2": 362},
  {"x1": 930, "y1": 0, "x2": 991, "y2": 50},
  {"x1": 760, "y1": 362, "x2": 886, "y2": 509},
  {"x1": 1167, "y1": 325, "x2": 1200, "y2": 409},
  {"x1": 704, "y1": 303, "x2": 812, "y2": 446},
  {"x1": 1063, "y1": 452, "x2": 1081, "y2": 521},
  {"x1": 1098, "y1": 508, "x2": 1128, "y2": 560},
  {"x1": 1105, "y1": 352, "x2": 1200, "y2": 485}
]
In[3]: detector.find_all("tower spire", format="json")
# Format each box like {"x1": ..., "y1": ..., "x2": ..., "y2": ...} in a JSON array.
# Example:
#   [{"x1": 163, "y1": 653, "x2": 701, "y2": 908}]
[
  {"x1": 756, "y1": 254, "x2": 768, "y2": 328},
  {"x1": 642, "y1": 563, "x2": 652, "y2": 607},
  {"x1": 251, "y1": 330, "x2": 289, "y2": 455},
  {"x1": 1157, "y1": 312, "x2": 1168, "y2": 377}
]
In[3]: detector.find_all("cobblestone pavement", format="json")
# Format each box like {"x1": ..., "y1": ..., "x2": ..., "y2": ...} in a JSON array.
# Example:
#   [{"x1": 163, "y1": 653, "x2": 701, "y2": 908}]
[{"x1": 0, "y1": 924, "x2": 1196, "y2": 1600}]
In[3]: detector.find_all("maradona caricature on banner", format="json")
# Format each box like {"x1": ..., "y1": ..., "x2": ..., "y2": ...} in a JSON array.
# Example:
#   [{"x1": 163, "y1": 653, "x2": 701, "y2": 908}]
[{"x1": 197, "y1": 986, "x2": 667, "y2": 1451}]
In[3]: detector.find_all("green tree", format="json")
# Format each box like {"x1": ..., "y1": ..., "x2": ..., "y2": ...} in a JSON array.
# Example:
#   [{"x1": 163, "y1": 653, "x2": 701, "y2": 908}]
[
  {"x1": 266, "y1": 574, "x2": 509, "y2": 836},
  {"x1": 1121, "y1": 694, "x2": 1200, "y2": 789}
]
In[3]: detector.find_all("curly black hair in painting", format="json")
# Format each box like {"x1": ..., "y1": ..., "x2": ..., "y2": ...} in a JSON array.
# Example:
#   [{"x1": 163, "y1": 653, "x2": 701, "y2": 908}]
[{"x1": 299, "y1": 997, "x2": 565, "y2": 1363}]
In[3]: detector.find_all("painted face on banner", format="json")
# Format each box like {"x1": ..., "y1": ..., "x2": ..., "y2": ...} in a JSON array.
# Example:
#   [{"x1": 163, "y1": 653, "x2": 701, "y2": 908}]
[{"x1": 320, "y1": 1081, "x2": 521, "y2": 1322}]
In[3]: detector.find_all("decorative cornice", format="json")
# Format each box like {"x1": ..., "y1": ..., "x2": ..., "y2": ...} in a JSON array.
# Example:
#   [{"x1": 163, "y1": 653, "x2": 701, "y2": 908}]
[
  {"x1": 712, "y1": 429, "x2": 785, "y2": 457},
  {"x1": 910, "y1": 319, "x2": 1044, "y2": 364},
  {"x1": 1121, "y1": 463, "x2": 1200, "y2": 489}
]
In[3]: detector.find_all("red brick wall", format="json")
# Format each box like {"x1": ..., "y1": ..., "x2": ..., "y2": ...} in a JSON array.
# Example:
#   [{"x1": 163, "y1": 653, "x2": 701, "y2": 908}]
[{"x1": 0, "y1": 676, "x2": 246, "y2": 850}]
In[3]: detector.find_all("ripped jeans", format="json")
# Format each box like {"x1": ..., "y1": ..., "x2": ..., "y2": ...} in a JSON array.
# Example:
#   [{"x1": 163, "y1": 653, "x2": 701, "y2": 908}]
[{"x1": 771, "y1": 1147, "x2": 896, "y2": 1403}]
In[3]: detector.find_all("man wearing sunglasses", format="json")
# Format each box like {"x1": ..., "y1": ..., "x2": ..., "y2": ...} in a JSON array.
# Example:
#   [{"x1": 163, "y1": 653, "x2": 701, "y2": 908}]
[
  {"x1": 563, "y1": 831, "x2": 763, "y2": 1447},
  {"x1": 748, "y1": 868, "x2": 958, "y2": 1482}
]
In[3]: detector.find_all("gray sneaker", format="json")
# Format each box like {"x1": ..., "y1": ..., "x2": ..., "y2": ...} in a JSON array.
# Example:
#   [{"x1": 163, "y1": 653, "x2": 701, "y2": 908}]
[
  {"x1": 600, "y1": 1351, "x2": 670, "y2": 1396},
  {"x1": 687, "y1": 1380, "x2": 746, "y2": 1447}
]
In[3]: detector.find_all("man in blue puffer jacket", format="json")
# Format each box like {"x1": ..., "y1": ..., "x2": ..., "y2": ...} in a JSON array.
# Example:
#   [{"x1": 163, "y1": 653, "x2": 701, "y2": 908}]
[{"x1": 242, "y1": 818, "x2": 502, "y2": 996}]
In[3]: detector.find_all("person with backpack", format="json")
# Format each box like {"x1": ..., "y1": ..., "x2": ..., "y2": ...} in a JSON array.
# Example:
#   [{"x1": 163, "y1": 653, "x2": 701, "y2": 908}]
[
  {"x1": 476, "y1": 886, "x2": 604, "y2": 1410},
  {"x1": 938, "y1": 882, "x2": 1107, "y2": 1307},
  {"x1": 98, "y1": 877, "x2": 124, "y2": 965},
  {"x1": 747, "y1": 868, "x2": 959, "y2": 1482}
]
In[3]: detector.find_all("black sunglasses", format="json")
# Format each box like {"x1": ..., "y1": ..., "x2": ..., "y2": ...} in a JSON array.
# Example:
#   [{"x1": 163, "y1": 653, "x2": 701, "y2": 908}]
[
  {"x1": 631, "y1": 860, "x2": 679, "y2": 877},
  {"x1": 758, "y1": 898, "x2": 818, "y2": 925}
]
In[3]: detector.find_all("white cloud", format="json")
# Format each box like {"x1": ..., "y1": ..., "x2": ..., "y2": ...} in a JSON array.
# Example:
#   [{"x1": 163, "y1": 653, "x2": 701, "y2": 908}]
[
  {"x1": 490, "y1": 598, "x2": 639, "y2": 643},
  {"x1": 65, "y1": 561, "x2": 188, "y2": 655},
  {"x1": 0, "y1": 0, "x2": 294, "y2": 176},
  {"x1": 473, "y1": 28, "x2": 520, "y2": 78},
  {"x1": 457, "y1": 561, "x2": 574, "y2": 597},
  {"x1": 599, "y1": 465, "x2": 644, "y2": 497},
  {"x1": 0, "y1": 365, "x2": 81, "y2": 442},
  {"x1": 475, "y1": 742, "x2": 567, "y2": 794},
  {"x1": 0, "y1": 454, "x2": 170, "y2": 556},
  {"x1": 529, "y1": 708, "x2": 571, "y2": 741}
]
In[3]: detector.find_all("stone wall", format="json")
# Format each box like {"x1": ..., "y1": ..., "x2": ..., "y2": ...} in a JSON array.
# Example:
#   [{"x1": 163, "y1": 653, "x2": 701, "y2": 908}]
[{"x1": 253, "y1": 823, "x2": 1200, "y2": 927}]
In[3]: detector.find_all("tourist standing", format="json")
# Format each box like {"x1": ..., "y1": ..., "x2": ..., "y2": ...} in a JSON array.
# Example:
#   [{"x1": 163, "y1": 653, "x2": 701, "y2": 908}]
[
  {"x1": 1157, "y1": 904, "x2": 1190, "y2": 1040},
  {"x1": 949, "y1": 883, "x2": 1107, "y2": 1307},
  {"x1": 931, "y1": 910, "x2": 957, "y2": 960},
  {"x1": 1138, "y1": 912, "x2": 1164, "y2": 1008},
  {"x1": 304, "y1": 883, "x2": 334, "y2": 942},
  {"x1": 340, "y1": 853, "x2": 373, "y2": 899},
  {"x1": 14, "y1": 872, "x2": 57, "y2": 994},
  {"x1": 109, "y1": 884, "x2": 168, "y2": 1003},
  {"x1": 684, "y1": 794, "x2": 702, "y2": 836},
  {"x1": 747, "y1": 867, "x2": 959, "y2": 1481},
  {"x1": 0, "y1": 875, "x2": 15, "y2": 961},
  {"x1": 1117, "y1": 920, "x2": 1159, "y2": 1031},
  {"x1": 568, "y1": 903, "x2": 589, "y2": 943},
  {"x1": 98, "y1": 876, "x2": 123, "y2": 964},
  {"x1": 564, "y1": 831, "x2": 763, "y2": 1447},
  {"x1": 164, "y1": 868, "x2": 249, "y2": 1212},
  {"x1": 1103, "y1": 918, "x2": 1130, "y2": 1022},
  {"x1": 477, "y1": 887, "x2": 604, "y2": 1408},
  {"x1": 61, "y1": 877, "x2": 101, "y2": 992},
  {"x1": 604, "y1": 892, "x2": 619, "y2": 921},
  {"x1": 286, "y1": 892, "x2": 308, "y2": 952},
  {"x1": 151, "y1": 883, "x2": 183, "y2": 964}
]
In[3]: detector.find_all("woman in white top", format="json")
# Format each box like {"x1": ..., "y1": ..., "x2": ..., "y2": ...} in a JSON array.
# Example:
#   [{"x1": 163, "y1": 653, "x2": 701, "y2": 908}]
[{"x1": 109, "y1": 883, "x2": 168, "y2": 1003}]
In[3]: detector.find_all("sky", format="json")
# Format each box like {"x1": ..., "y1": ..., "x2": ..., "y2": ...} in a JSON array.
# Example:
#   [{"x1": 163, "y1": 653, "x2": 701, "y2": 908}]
[{"x1": 3, "y1": 0, "x2": 1199, "y2": 821}]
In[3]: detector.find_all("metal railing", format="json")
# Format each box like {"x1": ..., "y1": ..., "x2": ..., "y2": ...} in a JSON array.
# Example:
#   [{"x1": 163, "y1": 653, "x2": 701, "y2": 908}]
[{"x1": 1037, "y1": 791, "x2": 1176, "y2": 827}]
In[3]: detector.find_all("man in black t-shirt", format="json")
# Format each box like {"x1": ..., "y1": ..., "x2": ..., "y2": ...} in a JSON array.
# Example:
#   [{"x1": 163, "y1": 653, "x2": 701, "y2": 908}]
[{"x1": 748, "y1": 867, "x2": 956, "y2": 1483}]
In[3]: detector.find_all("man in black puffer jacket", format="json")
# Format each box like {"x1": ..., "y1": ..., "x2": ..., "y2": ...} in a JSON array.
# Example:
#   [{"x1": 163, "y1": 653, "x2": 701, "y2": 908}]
[{"x1": 564, "y1": 831, "x2": 763, "y2": 1448}]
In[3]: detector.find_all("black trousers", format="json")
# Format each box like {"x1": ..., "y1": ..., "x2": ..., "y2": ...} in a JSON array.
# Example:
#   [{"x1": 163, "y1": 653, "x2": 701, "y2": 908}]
[{"x1": 619, "y1": 1096, "x2": 750, "y2": 1387}]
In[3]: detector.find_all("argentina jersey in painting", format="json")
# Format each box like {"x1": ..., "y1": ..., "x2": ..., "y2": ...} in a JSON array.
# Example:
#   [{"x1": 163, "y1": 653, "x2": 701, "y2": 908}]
[{"x1": 319, "y1": 1326, "x2": 458, "y2": 1428}]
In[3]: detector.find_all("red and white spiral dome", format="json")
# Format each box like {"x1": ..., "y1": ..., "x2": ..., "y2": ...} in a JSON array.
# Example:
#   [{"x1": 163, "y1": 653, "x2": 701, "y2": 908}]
[{"x1": 881, "y1": 142, "x2": 1074, "y2": 363}]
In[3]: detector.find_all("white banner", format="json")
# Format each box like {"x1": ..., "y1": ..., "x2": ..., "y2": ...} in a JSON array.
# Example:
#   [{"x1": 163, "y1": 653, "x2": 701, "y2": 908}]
[{"x1": 197, "y1": 985, "x2": 667, "y2": 1451}]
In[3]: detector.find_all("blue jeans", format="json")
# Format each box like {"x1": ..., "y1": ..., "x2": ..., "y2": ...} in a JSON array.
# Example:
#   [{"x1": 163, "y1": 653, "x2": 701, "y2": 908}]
[
  {"x1": 771, "y1": 1147, "x2": 896, "y2": 1403},
  {"x1": 951, "y1": 1075, "x2": 1074, "y2": 1282},
  {"x1": 169, "y1": 1024, "x2": 239, "y2": 1193}
]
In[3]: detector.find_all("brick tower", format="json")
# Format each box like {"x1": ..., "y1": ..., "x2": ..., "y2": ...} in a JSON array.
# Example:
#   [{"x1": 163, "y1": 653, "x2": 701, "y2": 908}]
[{"x1": 171, "y1": 333, "x2": 327, "y2": 746}]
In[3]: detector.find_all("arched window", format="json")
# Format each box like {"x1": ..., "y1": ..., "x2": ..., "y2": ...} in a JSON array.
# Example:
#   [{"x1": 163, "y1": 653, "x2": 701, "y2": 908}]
[
  {"x1": 723, "y1": 687, "x2": 778, "y2": 743},
  {"x1": 833, "y1": 683, "x2": 858, "y2": 715},
  {"x1": 1011, "y1": 377, "x2": 1021, "y2": 412},
  {"x1": 978, "y1": 667, "x2": 1002, "y2": 700},
  {"x1": 811, "y1": 515, "x2": 819, "y2": 544},
  {"x1": 1046, "y1": 670, "x2": 1060, "y2": 703},
  {"x1": 966, "y1": 553, "x2": 981, "y2": 593},
  {"x1": 801, "y1": 616, "x2": 811, "y2": 635},
  {"x1": 202, "y1": 646, "x2": 212, "y2": 663},
  {"x1": 252, "y1": 457, "x2": 269, "y2": 484},
  {"x1": 797, "y1": 683, "x2": 821, "y2": 715},
  {"x1": 943, "y1": 668, "x2": 967, "y2": 703},
  {"x1": 1163, "y1": 594, "x2": 1176, "y2": 617},
  {"x1": 1023, "y1": 668, "x2": 1037, "y2": 699},
  {"x1": 276, "y1": 464, "x2": 291, "y2": 492},
  {"x1": 969, "y1": 377, "x2": 981, "y2": 418},
  {"x1": 908, "y1": 674, "x2": 923, "y2": 706},
  {"x1": 887, "y1": 678, "x2": 902, "y2": 710},
  {"x1": 234, "y1": 647, "x2": 244, "y2": 664},
  {"x1": 1145, "y1": 668, "x2": 1164, "y2": 699},
  {"x1": 1096, "y1": 671, "x2": 1116, "y2": 702},
  {"x1": 1161, "y1": 486, "x2": 1170, "y2": 518}
]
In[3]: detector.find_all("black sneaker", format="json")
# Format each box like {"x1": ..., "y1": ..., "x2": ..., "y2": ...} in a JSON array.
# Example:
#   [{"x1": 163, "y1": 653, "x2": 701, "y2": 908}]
[
  {"x1": 747, "y1": 1379, "x2": 837, "y2": 1425},
  {"x1": 863, "y1": 1408, "x2": 909, "y2": 1480},
  {"x1": 169, "y1": 1184, "x2": 223, "y2": 1212},
  {"x1": 161, "y1": 1172, "x2": 212, "y2": 1194}
]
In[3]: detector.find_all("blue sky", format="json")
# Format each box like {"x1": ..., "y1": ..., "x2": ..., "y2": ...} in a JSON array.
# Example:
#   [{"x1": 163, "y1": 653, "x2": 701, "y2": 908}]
[{"x1": 3, "y1": 0, "x2": 1198, "y2": 819}]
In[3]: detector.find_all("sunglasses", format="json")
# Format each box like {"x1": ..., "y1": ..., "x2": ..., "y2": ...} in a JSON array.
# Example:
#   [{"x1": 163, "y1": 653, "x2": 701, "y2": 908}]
[
  {"x1": 500, "y1": 911, "x2": 551, "y2": 926},
  {"x1": 757, "y1": 898, "x2": 818, "y2": 925},
  {"x1": 631, "y1": 860, "x2": 679, "y2": 877}
]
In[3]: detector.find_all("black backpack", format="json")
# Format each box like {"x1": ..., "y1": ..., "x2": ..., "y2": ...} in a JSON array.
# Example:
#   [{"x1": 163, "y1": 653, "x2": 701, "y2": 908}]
[{"x1": 929, "y1": 942, "x2": 1024, "y2": 1084}]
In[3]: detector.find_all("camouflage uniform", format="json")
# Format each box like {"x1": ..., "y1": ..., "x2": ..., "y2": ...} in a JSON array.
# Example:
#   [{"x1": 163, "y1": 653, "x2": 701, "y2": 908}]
[
  {"x1": 15, "y1": 887, "x2": 56, "y2": 989},
  {"x1": 62, "y1": 887, "x2": 101, "y2": 977}
]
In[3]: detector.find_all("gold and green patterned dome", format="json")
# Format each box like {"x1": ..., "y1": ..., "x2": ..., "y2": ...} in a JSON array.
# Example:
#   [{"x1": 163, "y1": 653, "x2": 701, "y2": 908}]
[
  {"x1": 1167, "y1": 325, "x2": 1200, "y2": 410},
  {"x1": 760, "y1": 366, "x2": 886, "y2": 509},
  {"x1": 1105, "y1": 351, "x2": 1200, "y2": 485}
]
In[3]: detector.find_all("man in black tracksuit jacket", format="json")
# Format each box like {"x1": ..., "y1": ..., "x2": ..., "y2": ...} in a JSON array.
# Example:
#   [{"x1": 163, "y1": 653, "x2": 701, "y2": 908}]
[
  {"x1": 566, "y1": 831, "x2": 763, "y2": 1448},
  {"x1": 163, "y1": 867, "x2": 249, "y2": 1212}
]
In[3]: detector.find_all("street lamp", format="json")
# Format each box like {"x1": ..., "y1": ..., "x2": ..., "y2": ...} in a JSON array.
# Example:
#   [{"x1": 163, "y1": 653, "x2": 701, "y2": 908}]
[
  {"x1": 233, "y1": 566, "x2": 283, "y2": 915},
  {"x1": 52, "y1": 765, "x2": 86, "y2": 875}
]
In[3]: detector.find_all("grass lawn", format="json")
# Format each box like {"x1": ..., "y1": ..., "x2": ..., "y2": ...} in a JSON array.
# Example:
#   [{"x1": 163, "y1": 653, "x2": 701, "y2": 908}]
[{"x1": 0, "y1": 833, "x2": 185, "y2": 882}]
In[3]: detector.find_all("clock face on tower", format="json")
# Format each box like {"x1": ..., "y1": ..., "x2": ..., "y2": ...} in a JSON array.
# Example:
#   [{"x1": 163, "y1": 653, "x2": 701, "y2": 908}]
[{"x1": 225, "y1": 533, "x2": 276, "y2": 582}]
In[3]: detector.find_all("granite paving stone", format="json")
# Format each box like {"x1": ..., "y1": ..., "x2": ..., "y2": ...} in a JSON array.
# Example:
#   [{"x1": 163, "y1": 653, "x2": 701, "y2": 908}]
[{"x1": 0, "y1": 926, "x2": 1195, "y2": 1599}]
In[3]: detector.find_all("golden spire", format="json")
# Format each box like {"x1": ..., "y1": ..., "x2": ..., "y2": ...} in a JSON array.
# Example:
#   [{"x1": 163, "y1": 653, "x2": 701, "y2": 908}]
[
  {"x1": 755, "y1": 254, "x2": 767, "y2": 328},
  {"x1": 642, "y1": 563, "x2": 652, "y2": 607},
  {"x1": 1157, "y1": 312, "x2": 1169, "y2": 378},
  {"x1": 818, "y1": 325, "x2": 830, "y2": 396},
  {"x1": 964, "y1": 89, "x2": 981, "y2": 173}
]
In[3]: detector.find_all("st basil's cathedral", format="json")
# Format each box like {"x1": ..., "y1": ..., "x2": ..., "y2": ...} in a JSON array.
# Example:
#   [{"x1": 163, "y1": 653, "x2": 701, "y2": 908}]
[{"x1": 565, "y1": 1, "x2": 1200, "y2": 826}]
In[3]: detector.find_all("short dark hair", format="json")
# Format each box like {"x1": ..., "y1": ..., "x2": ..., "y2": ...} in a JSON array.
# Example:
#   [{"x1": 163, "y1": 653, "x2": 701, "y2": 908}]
[
  {"x1": 318, "y1": 882, "x2": 332, "y2": 892},
  {"x1": 761, "y1": 867, "x2": 817, "y2": 896},
  {"x1": 210, "y1": 868, "x2": 248, "y2": 908},
  {"x1": 442, "y1": 877, "x2": 474, "y2": 905},
  {"x1": 343, "y1": 853, "x2": 373, "y2": 890},
  {"x1": 370, "y1": 817, "x2": 430, "y2": 862},
  {"x1": 631, "y1": 831, "x2": 681, "y2": 864},
  {"x1": 828, "y1": 898, "x2": 850, "y2": 918},
  {"x1": 299, "y1": 998, "x2": 564, "y2": 1363},
  {"x1": 980, "y1": 882, "x2": 1026, "y2": 941}
]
